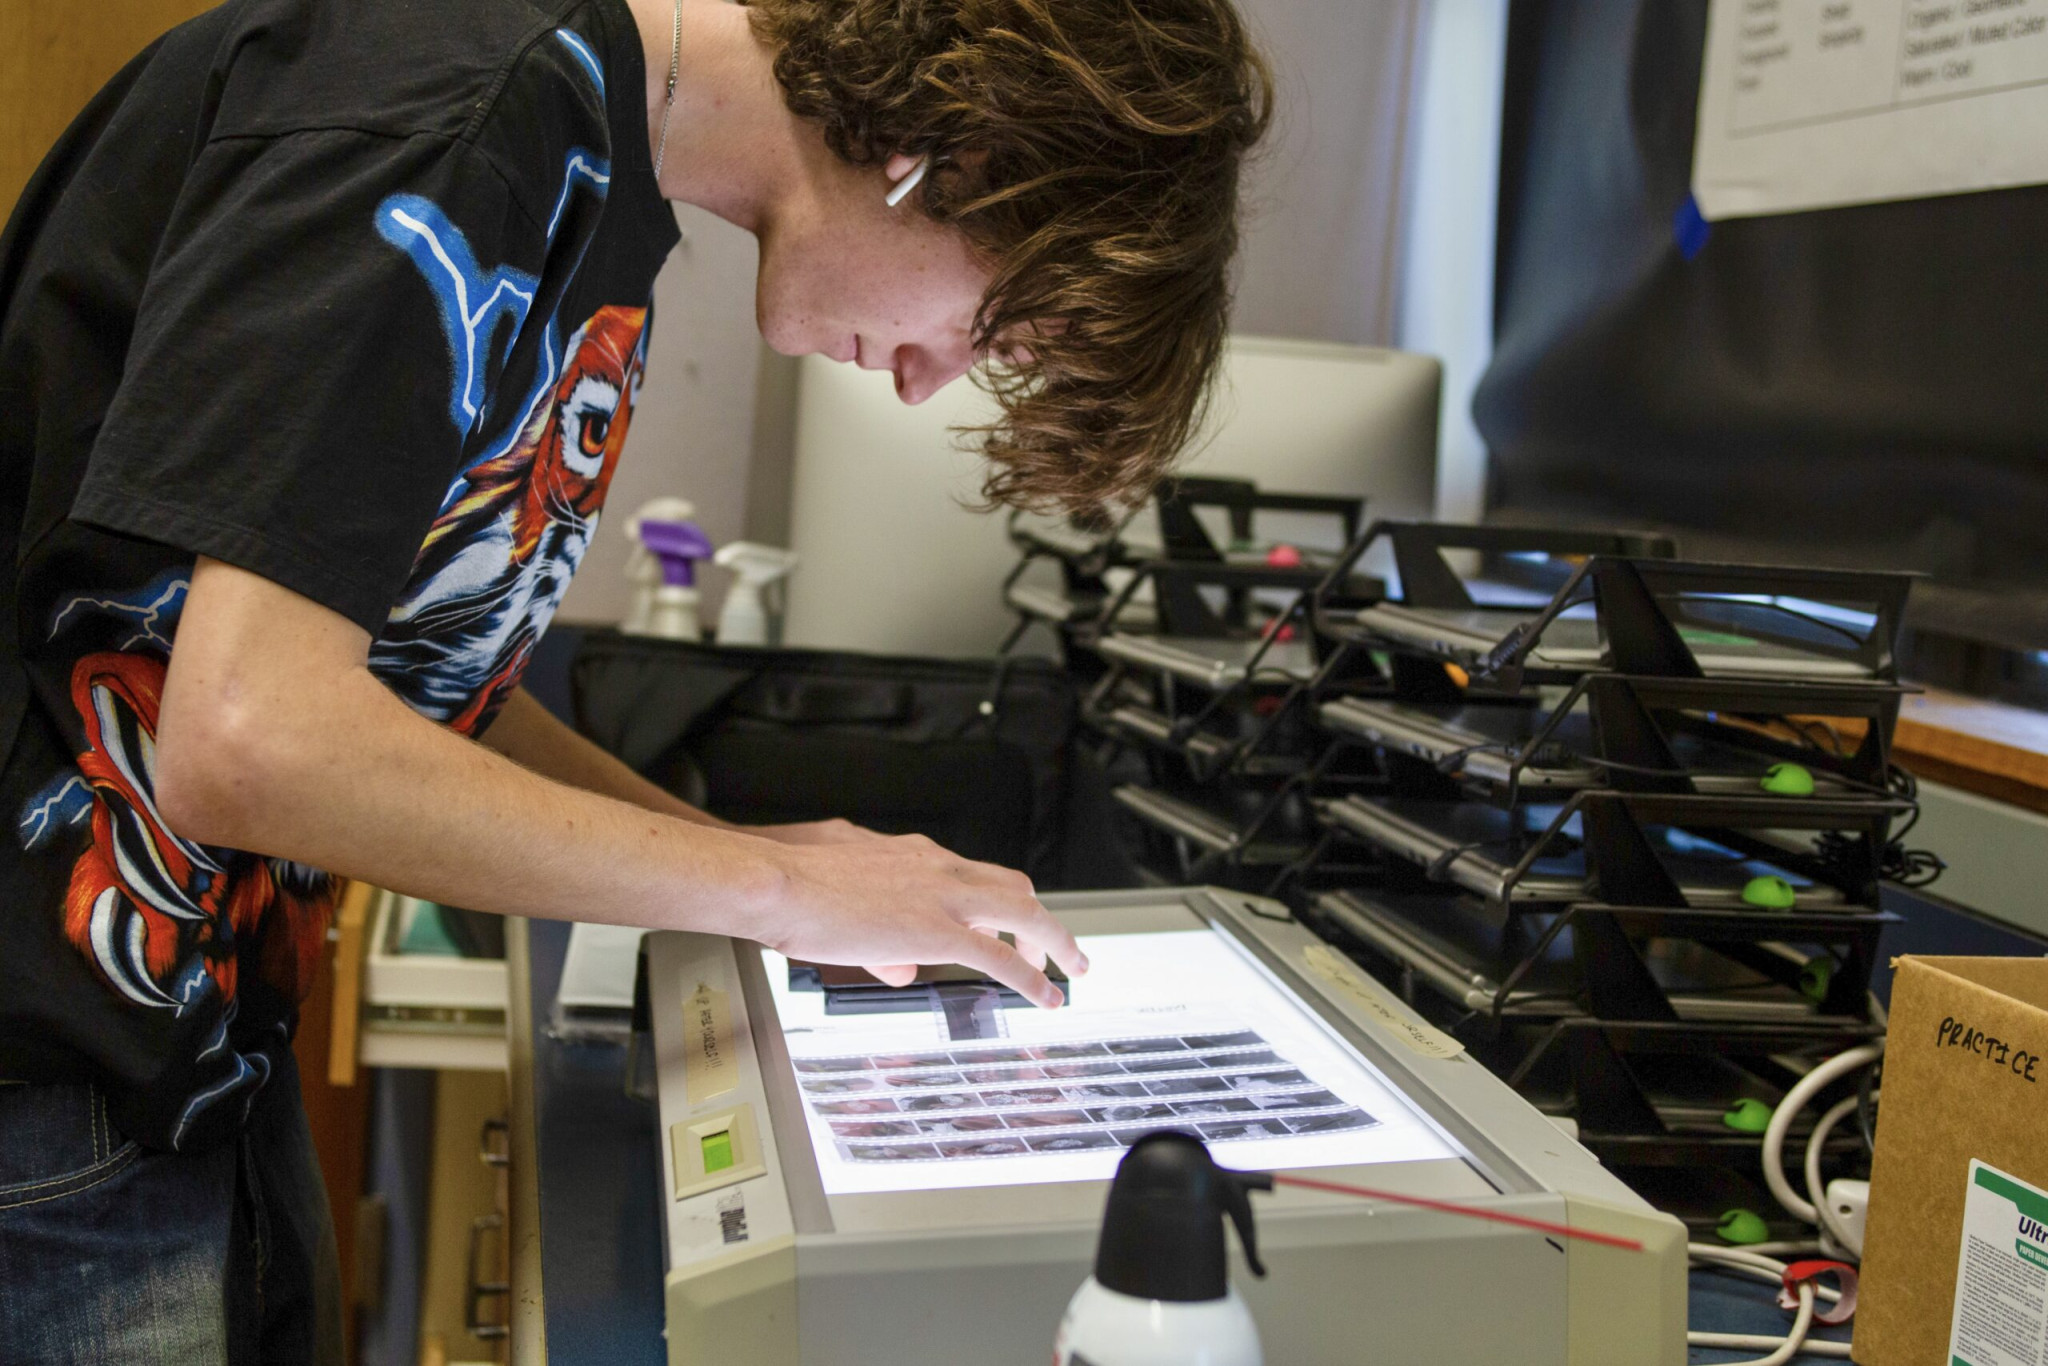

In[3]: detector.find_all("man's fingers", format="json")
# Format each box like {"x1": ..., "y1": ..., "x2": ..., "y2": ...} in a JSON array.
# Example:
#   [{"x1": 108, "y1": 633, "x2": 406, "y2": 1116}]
[
  {"x1": 940, "y1": 860, "x2": 1088, "y2": 978},
  {"x1": 1002, "y1": 915, "x2": 1088, "y2": 983},
  {"x1": 1027, "y1": 918, "x2": 1087, "y2": 981},
  {"x1": 913, "y1": 849, "x2": 1089, "y2": 978},
  {"x1": 867, "y1": 963, "x2": 917, "y2": 987},
  {"x1": 952, "y1": 886, "x2": 1088, "y2": 982},
  {"x1": 949, "y1": 929, "x2": 1062, "y2": 1010}
]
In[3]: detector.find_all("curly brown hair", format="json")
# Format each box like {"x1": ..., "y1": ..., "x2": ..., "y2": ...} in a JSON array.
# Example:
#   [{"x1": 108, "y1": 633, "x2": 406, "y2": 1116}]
[{"x1": 745, "y1": 0, "x2": 1274, "y2": 511}]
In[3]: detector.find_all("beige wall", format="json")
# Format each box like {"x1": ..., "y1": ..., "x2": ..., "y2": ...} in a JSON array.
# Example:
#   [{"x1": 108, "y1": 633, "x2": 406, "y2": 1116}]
[
  {"x1": 1395, "y1": 0, "x2": 1511, "y2": 525},
  {"x1": 1232, "y1": 0, "x2": 1423, "y2": 347}
]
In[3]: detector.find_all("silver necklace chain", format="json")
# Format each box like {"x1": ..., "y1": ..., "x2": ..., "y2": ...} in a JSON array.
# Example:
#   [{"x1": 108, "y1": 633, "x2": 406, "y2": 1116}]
[{"x1": 652, "y1": 0, "x2": 681, "y2": 183}]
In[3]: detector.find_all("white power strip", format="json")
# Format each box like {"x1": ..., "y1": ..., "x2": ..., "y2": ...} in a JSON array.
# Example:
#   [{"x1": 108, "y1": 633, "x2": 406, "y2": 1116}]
[{"x1": 1825, "y1": 1178, "x2": 1871, "y2": 1252}]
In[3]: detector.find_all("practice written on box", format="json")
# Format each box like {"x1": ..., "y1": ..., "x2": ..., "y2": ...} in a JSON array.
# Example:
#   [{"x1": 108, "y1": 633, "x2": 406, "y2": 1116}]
[{"x1": 1857, "y1": 955, "x2": 2048, "y2": 1366}]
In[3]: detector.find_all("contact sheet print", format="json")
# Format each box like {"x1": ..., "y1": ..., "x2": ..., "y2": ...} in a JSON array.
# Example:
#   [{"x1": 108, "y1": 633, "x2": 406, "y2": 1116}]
[{"x1": 794, "y1": 1030, "x2": 1378, "y2": 1165}]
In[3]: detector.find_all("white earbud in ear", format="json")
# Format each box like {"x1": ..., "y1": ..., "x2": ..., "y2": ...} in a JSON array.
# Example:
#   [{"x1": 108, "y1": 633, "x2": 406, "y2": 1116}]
[{"x1": 885, "y1": 155, "x2": 930, "y2": 208}]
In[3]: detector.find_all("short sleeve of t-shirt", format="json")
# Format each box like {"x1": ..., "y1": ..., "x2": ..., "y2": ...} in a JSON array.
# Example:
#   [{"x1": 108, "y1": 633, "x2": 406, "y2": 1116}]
[{"x1": 73, "y1": 63, "x2": 597, "y2": 634}]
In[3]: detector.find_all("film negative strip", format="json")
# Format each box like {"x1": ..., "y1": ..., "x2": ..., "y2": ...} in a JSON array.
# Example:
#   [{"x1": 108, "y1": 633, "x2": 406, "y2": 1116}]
[{"x1": 792, "y1": 1031, "x2": 1379, "y2": 1165}]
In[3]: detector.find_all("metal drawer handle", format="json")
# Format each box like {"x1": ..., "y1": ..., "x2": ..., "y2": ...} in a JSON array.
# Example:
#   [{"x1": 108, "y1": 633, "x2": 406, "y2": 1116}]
[
  {"x1": 479, "y1": 1116, "x2": 510, "y2": 1169},
  {"x1": 465, "y1": 1211, "x2": 509, "y2": 1341}
]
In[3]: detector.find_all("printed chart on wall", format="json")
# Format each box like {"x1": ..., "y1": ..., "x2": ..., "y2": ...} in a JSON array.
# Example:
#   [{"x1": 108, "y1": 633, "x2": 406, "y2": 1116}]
[
  {"x1": 763, "y1": 927, "x2": 1461, "y2": 1195},
  {"x1": 1694, "y1": 0, "x2": 2048, "y2": 219}
]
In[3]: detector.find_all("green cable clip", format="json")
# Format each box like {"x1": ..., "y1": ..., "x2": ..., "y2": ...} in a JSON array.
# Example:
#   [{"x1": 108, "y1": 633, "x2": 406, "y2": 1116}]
[
  {"x1": 1722, "y1": 1097, "x2": 1773, "y2": 1133},
  {"x1": 1760, "y1": 762, "x2": 1816, "y2": 796},
  {"x1": 1742, "y1": 875, "x2": 1797, "y2": 910},
  {"x1": 1715, "y1": 1209, "x2": 1772, "y2": 1246}
]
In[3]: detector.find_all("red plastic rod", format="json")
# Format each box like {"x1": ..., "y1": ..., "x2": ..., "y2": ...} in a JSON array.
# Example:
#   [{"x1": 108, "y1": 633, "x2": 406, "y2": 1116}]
[{"x1": 1271, "y1": 1173, "x2": 1647, "y2": 1252}]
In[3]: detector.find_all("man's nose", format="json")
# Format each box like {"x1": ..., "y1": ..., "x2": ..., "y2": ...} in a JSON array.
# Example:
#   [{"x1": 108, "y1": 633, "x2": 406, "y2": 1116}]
[{"x1": 893, "y1": 342, "x2": 975, "y2": 406}]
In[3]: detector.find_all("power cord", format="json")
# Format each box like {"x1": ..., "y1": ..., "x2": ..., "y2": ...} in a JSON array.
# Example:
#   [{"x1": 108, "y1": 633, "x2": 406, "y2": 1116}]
[
  {"x1": 1687, "y1": 1244, "x2": 1848, "y2": 1362},
  {"x1": 1761, "y1": 1043, "x2": 1884, "y2": 1232},
  {"x1": 1855, "y1": 1060, "x2": 1880, "y2": 1154},
  {"x1": 1808, "y1": 765, "x2": 1945, "y2": 888},
  {"x1": 1432, "y1": 739, "x2": 1704, "y2": 782},
  {"x1": 1433, "y1": 735, "x2": 1899, "y2": 800}
]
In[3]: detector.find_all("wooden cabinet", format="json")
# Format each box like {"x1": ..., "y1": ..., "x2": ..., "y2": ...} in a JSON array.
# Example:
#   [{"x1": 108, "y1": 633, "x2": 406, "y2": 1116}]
[{"x1": 1, "y1": 0, "x2": 219, "y2": 216}]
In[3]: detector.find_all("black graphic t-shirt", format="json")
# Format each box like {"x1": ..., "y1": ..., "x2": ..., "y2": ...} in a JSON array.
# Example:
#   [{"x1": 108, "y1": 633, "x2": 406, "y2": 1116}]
[{"x1": 0, "y1": 0, "x2": 678, "y2": 1150}]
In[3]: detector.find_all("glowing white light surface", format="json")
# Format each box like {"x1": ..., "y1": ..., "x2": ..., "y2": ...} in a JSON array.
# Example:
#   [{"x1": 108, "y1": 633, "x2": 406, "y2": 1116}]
[{"x1": 766, "y1": 927, "x2": 1461, "y2": 1195}]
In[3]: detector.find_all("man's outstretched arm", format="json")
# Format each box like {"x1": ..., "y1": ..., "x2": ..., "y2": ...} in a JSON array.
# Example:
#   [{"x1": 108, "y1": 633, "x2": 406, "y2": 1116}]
[
  {"x1": 151, "y1": 556, "x2": 1081, "y2": 1006},
  {"x1": 479, "y1": 686, "x2": 881, "y2": 846}
]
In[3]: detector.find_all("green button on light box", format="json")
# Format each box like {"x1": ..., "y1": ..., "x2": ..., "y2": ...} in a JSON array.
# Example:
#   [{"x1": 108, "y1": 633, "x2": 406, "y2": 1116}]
[
  {"x1": 701, "y1": 1129, "x2": 736, "y2": 1174},
  {"x1": 671, "y1": 1105, "x2": 763, "y2": 1199}
]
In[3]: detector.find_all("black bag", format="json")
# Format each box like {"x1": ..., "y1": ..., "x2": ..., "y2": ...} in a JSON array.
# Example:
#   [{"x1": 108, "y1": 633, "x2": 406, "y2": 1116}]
[{"x1": 568, "y1": 630, "x2": 1136, "y2": 890}]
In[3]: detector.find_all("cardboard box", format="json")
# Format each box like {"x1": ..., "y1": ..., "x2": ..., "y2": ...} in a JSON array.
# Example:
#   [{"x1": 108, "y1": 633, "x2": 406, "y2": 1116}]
[{"x1": 1857, "y1": 955, "x2": 2048, "y2": 1366}]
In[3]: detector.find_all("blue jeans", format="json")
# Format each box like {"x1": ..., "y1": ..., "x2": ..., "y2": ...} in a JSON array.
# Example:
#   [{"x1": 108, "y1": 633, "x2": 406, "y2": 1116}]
[{"x1": 0, "y1": 1049, "x2": 343, "y2": 1364}]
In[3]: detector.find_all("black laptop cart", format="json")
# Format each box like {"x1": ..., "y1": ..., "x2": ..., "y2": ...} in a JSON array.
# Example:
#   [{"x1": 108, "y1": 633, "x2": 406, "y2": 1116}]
[{"x1": 1291, "y1": 532, "x2": 1923, "y2": 1218}]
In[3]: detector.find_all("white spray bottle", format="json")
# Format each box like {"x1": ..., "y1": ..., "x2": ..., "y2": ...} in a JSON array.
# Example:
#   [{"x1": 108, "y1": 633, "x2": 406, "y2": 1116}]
[
  {"x1": 1054, "y1": 1133, "x2": 1271, "y2": 1366},
  {"x1": 712, "y1": 542, "x2": 798, "y2": 647}
]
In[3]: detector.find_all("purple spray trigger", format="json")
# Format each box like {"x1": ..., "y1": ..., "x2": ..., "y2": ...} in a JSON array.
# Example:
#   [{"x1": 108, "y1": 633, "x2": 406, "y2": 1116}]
[{"x1": 639, "y1": 519, "x2": 714, "y2": 588}]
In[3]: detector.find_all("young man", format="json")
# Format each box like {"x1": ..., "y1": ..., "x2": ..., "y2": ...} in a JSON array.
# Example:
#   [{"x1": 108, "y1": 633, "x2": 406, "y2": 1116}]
[{"x1": 0, "y1": 0, "x2": 1270, "y2": 1359}]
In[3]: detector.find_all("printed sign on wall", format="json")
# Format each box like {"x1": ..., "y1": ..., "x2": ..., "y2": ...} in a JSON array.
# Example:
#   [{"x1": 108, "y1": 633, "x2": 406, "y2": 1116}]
[{"x1": 1694, "y1": 0, "x2": 2048, "y2": 219}]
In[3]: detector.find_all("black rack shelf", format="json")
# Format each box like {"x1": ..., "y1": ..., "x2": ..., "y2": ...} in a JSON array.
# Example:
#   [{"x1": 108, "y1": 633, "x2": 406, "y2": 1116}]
[{"x1": 1285, "y1": 521, "x2": 1917, "y2": 1176}]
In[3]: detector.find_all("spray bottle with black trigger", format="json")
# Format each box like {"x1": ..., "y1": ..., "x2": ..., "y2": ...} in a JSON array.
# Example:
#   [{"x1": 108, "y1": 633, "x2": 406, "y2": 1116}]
[{"x1": 1054, "y1": 1132, "x2": 1272, "y2": 1366}]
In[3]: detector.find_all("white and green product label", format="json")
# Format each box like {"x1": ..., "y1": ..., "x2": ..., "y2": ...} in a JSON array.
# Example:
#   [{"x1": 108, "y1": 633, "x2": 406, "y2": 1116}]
[{"x1": 1950, "y1": 1160, "x2": 2048, "y2": 1366}]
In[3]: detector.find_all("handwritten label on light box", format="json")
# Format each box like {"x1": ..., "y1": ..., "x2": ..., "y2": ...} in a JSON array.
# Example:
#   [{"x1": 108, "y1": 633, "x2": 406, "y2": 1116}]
[
  {"x1": 1301, "y1": 945, "x2": 1464, "y2": 1060},
  {"x1": 685, "y1": 981, "x2": 738, "y2": 1105}
]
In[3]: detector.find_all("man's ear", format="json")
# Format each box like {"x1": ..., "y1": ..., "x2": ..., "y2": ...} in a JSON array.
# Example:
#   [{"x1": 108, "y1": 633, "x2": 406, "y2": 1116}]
[{"x1": 884, "y1": 152, "x2": 921, "y2": 182}]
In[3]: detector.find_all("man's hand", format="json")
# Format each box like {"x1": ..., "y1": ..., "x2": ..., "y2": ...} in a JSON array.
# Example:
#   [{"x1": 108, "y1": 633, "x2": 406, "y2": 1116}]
[{"x1": 756, "y1": 833, "x2": 1085, "y2": 1009}]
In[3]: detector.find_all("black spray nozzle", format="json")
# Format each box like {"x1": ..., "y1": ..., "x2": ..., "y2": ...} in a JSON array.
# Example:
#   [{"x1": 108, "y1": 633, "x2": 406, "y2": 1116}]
[
  {"x1": 1223, "y1": 1164, "x2": 1274, "y2": 1279},
  {"x1": 1093, "y1": 1131, "x2": 1273, "y2": 1303}
]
